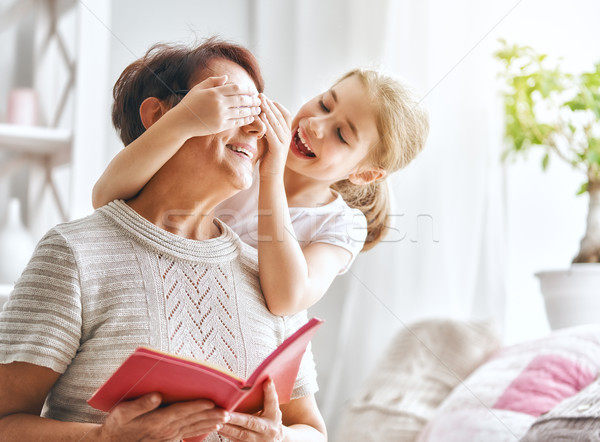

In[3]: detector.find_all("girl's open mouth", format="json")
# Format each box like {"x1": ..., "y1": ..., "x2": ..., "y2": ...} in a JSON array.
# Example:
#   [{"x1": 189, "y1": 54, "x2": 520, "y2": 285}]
[{"x1": 291, "y1": 127, "x2": 316, "y2": 158}]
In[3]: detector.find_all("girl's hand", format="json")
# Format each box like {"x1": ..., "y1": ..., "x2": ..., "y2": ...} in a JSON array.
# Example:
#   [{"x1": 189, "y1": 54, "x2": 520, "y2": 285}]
[
  {"x1": 259, "y1": 94, "x2": 291, "y2": 179},
  {"x1": 175, "y1": 75, "x2": 262, "y2": 138}
]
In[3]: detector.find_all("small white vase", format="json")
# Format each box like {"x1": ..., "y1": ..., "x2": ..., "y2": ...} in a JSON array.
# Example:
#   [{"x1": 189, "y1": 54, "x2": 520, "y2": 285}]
[
  {"x1": 536, "y1": 264, "x2": 600, "y2": 330},
  {"x1": 0, "y1": 198, "x2": 36, "y2": 284},
  {"x1": 6, "y1": 88, "x2": 39, "y2": 126}
]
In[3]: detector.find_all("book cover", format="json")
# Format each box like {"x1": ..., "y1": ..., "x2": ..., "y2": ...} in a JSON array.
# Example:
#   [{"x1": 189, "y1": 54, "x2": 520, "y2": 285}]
[{"x1": 88, "y1": 317, "x2": 323, "y2": 414}]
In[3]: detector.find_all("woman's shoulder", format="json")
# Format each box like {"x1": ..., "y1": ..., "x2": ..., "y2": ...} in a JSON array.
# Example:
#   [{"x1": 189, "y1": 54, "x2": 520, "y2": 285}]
[{"x1": 35, "y1": 208, "x2": 119, "y2": 254}]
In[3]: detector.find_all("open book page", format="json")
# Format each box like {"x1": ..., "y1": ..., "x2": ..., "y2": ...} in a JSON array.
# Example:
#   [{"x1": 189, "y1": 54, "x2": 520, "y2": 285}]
[
  {"x1": 88, "y1": 317, "x2": 323, "y2": 413},
  {"x1": 135, "y1": 347, "x2": 244, "y2": 382}
]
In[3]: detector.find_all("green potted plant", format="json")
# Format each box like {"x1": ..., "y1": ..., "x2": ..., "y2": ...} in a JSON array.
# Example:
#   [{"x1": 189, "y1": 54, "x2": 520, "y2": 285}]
[{"x1": 495, "y1": 40, "x2": 600, "y2": 329}]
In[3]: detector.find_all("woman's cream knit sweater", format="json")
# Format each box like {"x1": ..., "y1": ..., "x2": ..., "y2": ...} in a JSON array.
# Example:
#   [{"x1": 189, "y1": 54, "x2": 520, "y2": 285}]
[{"x1": 0, "y1": 200, "x2": 317, "y2": 425}]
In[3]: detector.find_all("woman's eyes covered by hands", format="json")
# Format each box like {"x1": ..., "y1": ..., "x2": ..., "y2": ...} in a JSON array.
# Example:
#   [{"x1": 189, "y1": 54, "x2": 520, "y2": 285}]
[
  {"x1": 259, "y1": 93, "x2": 292, "y2": 139},
  {"x1": 175, "y1": 76, "x2": 263, "y2": 135},
  {"x1": 257, "y1": 93, "x2": 292, "y2": 177}
]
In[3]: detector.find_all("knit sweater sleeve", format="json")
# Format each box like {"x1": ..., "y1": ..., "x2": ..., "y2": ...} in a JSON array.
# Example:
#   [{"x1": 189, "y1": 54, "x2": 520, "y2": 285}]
[{"x1": 0, "y1": 227, "x2": 82, "y2": 373}]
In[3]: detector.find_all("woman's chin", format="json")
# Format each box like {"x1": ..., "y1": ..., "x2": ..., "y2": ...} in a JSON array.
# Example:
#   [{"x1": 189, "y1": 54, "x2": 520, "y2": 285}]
[
  {"x1": 237, "y1": 175, "x2": 254, "y2": 191},
  {"x1": 228, "y1": 169, "x2": 254, "y2": 191}
]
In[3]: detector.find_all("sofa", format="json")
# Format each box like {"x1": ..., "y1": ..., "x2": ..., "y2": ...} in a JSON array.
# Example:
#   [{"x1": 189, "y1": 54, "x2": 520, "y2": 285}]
[{"x1": 335, "y1": 319, "x2": 600, "y2": 441}]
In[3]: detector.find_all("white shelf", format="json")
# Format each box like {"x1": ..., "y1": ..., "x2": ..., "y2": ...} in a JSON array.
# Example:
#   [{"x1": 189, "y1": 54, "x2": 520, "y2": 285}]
[
  {"x1": 0, "y1": 0, "x2": 76, "y2": 32},
  {"x1": 0, "y1": 124, "x2": 72, "y2": 155},
  {"x1": 0, "y1": 0, "x2": 111, "y2": 230}
]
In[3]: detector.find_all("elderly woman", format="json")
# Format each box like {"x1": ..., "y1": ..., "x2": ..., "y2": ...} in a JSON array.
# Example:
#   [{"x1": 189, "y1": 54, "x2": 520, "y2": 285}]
[{"x1": 0, "y1": 39, "x2": 326, "y2": 441}]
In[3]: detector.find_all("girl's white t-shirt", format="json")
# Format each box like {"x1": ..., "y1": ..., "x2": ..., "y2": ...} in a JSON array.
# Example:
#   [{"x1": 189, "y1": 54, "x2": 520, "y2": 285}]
[{"x1": 216, "y1": 177, "x2": 367, "y2": 274}]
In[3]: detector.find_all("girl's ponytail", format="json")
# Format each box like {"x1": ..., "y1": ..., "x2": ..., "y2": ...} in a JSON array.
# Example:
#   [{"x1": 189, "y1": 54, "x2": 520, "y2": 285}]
[
  {"x1": 331, "y1": 69, "x2": 429, "y2": 252},
  {"x1": 332, "y1": 179, "x2": 390, "y2": 251}
]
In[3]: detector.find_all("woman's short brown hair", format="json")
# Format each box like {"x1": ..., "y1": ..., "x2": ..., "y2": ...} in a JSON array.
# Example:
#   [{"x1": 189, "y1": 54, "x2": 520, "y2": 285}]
[{"x1": 112, "y1": 36, "x2": 264, "y2": 145}]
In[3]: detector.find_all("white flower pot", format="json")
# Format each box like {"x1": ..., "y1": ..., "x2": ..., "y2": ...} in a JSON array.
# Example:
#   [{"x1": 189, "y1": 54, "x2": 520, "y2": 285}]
[{"x1": 536, "y1": 264, "x2": 600, "y2": 330}]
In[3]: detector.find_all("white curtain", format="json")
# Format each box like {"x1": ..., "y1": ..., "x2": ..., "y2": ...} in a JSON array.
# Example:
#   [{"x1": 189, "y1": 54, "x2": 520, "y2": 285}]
[{"x1": 252, "y1": 0, "x2": 510, "y2": 435}]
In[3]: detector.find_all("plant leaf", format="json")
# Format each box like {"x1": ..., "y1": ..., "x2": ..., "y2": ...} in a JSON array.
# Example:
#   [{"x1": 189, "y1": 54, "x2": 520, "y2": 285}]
[
  {"x1": 494, "y1": 39, "x2": 600, "y2": 175},
  {"x1": 542, "y1": 153, "x2": 550, "y2": 170}
]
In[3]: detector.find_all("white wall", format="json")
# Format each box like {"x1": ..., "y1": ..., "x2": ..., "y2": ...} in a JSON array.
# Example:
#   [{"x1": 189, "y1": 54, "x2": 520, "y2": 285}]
[
  {"x1": 0, "y1": 0, "x2": 32, "y2": 224},
  {"x1": 0, "y1": 0, "x2": 17, "y2": 218},
  {"x1": 0, "y1": 0, "x2": 21, "y2": 120}
]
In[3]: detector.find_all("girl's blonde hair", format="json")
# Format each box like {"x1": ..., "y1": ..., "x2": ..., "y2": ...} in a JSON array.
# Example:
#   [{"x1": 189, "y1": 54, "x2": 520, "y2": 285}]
[{"x1": 331, "y1": 69, "x2": 429, "y2": 251}]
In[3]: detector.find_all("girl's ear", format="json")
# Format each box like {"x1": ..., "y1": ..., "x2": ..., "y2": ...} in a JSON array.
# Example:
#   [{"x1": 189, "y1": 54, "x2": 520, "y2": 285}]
[
  {"x1": 348, "y1": 167, "x2": 387, "y2": 185},
  {"x1": 139, "y1": 97, "x2": 169, "y2": 129}
]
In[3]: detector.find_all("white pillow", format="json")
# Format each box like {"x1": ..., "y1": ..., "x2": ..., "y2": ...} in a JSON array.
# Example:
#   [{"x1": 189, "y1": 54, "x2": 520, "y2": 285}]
[{"x1": 335, "y1": 319, "x2": 500, "y2": 442}]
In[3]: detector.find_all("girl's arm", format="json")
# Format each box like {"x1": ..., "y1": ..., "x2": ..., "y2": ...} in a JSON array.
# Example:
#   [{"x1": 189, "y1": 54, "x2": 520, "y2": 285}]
[
  {"x1": 258, "y1": 96, "x2": 352, "y2": 316},
  {"x1": 92, "y1": 76, "x2": 261, "y2": 208}
]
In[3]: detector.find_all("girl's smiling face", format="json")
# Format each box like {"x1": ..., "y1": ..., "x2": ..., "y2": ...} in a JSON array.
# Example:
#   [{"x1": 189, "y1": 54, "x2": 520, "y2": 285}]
[{"x1": 287, "y1": 74, "x2": 381, "y2": 184}]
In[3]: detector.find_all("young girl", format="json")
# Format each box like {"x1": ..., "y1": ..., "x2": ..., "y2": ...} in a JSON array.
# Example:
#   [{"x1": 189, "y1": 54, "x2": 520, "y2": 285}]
[{"x1": 93, "y1": 68, "x2": 429, "y2": 316}]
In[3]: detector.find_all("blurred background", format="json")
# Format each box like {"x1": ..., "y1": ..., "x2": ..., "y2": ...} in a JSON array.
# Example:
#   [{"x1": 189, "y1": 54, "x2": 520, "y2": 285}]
[{"x1": 0, "y1": 0, "x2": 598, "y2": 437}]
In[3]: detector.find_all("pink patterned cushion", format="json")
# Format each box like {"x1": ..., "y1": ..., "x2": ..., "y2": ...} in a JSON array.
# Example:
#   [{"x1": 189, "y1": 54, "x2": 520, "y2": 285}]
[{"x1": 493, "y1": 354, "x2": 596, "y2": 416}]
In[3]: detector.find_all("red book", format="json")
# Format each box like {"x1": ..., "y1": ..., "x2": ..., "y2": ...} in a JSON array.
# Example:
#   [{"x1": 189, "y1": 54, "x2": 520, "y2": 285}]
[{"x1": 88, "y1": 317, "x2": 323, "y2": 415}]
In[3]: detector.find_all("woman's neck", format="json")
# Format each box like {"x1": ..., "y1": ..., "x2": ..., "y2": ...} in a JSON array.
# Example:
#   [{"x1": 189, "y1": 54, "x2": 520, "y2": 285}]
[
  {"x1": 126, "y1": 178, "x2": 230, "y2": 241},
  {"x1": 283, "y1": 167, "x2": 337, "y2": 208}
]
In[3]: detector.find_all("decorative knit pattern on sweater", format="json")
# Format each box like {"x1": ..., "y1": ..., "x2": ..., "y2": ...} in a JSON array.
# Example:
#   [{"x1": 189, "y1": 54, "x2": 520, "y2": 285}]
[
  {"x1": 0, "y1": 200, "x2": 317, "y2": 431},
  {"x1": 158, "y1": 254, "x2": 243, "y2": 373}
]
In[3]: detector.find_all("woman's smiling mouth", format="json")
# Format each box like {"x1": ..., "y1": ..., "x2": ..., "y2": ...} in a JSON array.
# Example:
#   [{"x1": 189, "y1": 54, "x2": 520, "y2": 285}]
[{"x1": 226, "y1": 143, "x2": 255, "y2": 160}]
